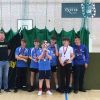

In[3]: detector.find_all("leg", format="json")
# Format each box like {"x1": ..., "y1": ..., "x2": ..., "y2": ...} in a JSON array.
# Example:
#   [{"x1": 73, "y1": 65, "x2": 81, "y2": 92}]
[
  {"x1": 28, "y1": 71, "x2": 35, "y2": 92},
  {"x1": 65, "y1": 64, "x2": 71, "y2": 93},
  {"x1": 59, "y1": 66, "x2": 66, "y2": 92},
  {"x1": 45, "y1": 79, "x2": 52, "y2": 95},
  {"x1": 3, "y1": 61, "x2": 9, "y2": 90},
  {"x1": 79, "y1": 65, "x2": 86, "y2": 91},
  {"x1": 52, "y1": 72, "x2": 59, "y2": 89},
  {"x1": 73, "y1": 65, "x2": 80, "y2": 93},
  {"x1": 21, "y1": 68, "x2": 27, "y2": 87},
  {"x1": 14, "y1": 67, "x2": 21, "y2": 92},
  {"x1": 30, "y1": 72, "x2": 35, "y2": 87},
  {"x1": 45, "y1": 79, "x2": 50, "y2": 90},
  {"x1": 0, "y1": 62, "x2": 3, "y2": 90}
]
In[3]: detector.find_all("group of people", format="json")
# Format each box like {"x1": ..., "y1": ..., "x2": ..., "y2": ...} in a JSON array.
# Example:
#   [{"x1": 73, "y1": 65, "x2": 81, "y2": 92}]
[{"x1": 0, "y1": 32, "x2": 89, "y2": 96}]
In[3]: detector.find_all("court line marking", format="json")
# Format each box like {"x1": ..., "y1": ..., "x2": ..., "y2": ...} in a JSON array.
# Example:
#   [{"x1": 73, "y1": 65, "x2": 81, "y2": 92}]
[{"x1": 65, "y1": 93, "x2": 68, "y2": 100}]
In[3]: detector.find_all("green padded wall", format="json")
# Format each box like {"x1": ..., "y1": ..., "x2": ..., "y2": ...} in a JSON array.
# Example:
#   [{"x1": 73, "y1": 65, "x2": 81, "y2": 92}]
[{"x1": 85, "y1": 53, "x2": 100, "y2": 89}]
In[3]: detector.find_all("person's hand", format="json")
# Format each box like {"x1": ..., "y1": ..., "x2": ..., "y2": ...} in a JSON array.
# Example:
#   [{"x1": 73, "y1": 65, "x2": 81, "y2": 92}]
[
  {"x1": 23, "y1": 59, "x2": 27, "y2": 62},
  {"x1": 55, "y1": 44, "x2": 57, "y2": 49},
  {"x1": 19, "y1": 54, "x2": 23, "y2": 57},
  {"x1": 85, "y1": 63, "x2": 88, "y2": 69},
  {"x1": 33, "y1": 59, "x2": 38, "y2": 62},
  {"x1": 60, "y1": 61, "x2": 64, "y2": 67},
  {"x1": 66, "y1": 60, "x2": 71, "y2": 64}
]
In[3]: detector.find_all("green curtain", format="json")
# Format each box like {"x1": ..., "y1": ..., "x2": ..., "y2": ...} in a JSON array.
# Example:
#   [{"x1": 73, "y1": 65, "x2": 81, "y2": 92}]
[
  {"x1": 35, "y1": 27, "x2": 48, "y2": 43},
  {"x1": 0, "y1": 27, "x2": 89, "y2": 48},
  {"x1": 60, "y1": 29, "x2": 76, "y2": 45},
  {"x1": 77, "y1": 27, "x2": 90, "y2": 47},
  {"x1": 5, "y1": 28, "x2": 16, "y2": 42}
]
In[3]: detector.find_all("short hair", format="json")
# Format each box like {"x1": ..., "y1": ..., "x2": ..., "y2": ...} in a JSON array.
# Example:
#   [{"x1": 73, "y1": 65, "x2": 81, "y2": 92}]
[
  {"x1": 51, "y1": 36, "x2": 56, "y2": 40},
  {"x1": 0, "y1": 31, "x2": 5, "y2": 34},
  {"x1": 21, "y1": 38, "x2": 26, "y2": 43},
  {"x1": 62, "y1": 37, "x2": 70, "y2": 42},
  {"x1": 34, "y1": 39, "x2": 39, "y2": 42},
  {"x1": 75, "y1": 35, "x2": 80, "y2": 39}
]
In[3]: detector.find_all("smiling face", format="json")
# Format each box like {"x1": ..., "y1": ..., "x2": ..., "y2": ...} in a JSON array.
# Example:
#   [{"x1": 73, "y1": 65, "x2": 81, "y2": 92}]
[
  {"x1": 42, "y1": 41, "x2": 48, "y2": 49},
  {"x1": 50, "y1": 39, "x2": 56, "y2": 46},
  {"x1": 34, "y1": 41, "x2": 39, "y2": 47},
  {"x1": 63, "y1": 40, "x2": 69, "y2": 47},
  {"x1": 0, "y1": 33, "x2": 5, "y2": 42},
  {"x1": 21, "y1": 39, "x2": 26, "y2": 48}
]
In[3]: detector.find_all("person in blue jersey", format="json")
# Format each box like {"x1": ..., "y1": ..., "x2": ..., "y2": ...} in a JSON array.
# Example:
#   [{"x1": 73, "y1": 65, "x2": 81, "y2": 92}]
[
  {"x1": 28, "y1": 39, "x2": 40, "y2": 92},
  {"x1": 37, "y1": 40, "x2": 52, "y2": 96},
  {"x1": 73, "y1": 36, "x2": 89, "y2": 94},
  {"x1": 14, "y1": 39, "x2": 28, "y2": 93},
  {"x1": 59, "y1": 37, "x2": 75, "y2": 93},
  {"x1": 48, "y1": 37, "x2": 59, "y2": 91}
]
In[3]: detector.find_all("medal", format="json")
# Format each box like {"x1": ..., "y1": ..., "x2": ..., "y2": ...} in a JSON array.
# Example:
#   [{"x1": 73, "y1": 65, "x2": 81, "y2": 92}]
[{"x1": 44, "y1": 59, "x2": 46, "y2": 61}]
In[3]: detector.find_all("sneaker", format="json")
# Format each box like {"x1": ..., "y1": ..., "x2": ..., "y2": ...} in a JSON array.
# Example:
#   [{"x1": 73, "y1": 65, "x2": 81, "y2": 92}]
[
  {"x1": 14, "y1": 89, "x2": 18, "y2": 93},
  {"x1": 38, "y1": 91, "x2": 42, "y2": 96},
  {"x1": 46, "y1": 90, "x2": 52, "y2": 95},
  {"x1": 0, "y1": 89, "x2": 1, "y2": 93},
  {"x1": 4, "y1": 89, "x2": 11, "y2": 92},
  {"x1": 79, "y1": 89, "x2": 86, "y2": 92}
]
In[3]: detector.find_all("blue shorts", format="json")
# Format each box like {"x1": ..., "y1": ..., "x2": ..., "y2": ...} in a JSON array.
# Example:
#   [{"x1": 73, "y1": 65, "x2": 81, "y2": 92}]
[{"x1": 39, "y1": 70, "x2": 51, "y2": 79}]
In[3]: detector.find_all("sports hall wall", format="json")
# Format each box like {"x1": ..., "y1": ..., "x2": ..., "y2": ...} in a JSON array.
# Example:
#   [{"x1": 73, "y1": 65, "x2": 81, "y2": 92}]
[{"x1": 0, "y1": 0, "x2": 100, "y2": 89}]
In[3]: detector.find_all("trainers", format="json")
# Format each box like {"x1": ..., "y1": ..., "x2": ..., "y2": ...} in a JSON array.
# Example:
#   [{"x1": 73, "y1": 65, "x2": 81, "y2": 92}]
[
  {"x1": 4, "y1": 89, "x2": 11, "y2": 92},
  {"x1": 0, "y1": 89, "x2": 1, "y2": 93},
  {"x1": 46, "y1": 90, "x2": 52, "y2": 95},
  {"x1": 38, "y1": 91, "x2": 42, "y2": 96}
]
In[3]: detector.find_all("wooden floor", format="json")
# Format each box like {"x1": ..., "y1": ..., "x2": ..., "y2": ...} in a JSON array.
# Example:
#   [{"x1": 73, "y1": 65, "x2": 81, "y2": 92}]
[{"x1": 0, "y1": 90, "x2": 100, "y2": 100}]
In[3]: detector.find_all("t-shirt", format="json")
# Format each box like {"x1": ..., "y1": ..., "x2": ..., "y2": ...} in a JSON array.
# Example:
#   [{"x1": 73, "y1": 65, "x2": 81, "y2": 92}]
[
  {"x1": 48, "y1": 45, "x2": 58, "y2": 66},
  {"x1": 15, "y1": 47, "x2": 28, "y2": 67},
  {"x1": 37, "y1": 49, "x2": 52, "y2": 71},
  {"x1": 8, "y1": 33, "x2": 23, "y2": 61},
  {"x1": 0, "y1": 42, "x2": 9, "y2": 61},
  {"x1": 59, "y1": 46, "x2": 74, "y2": 63},
  {"x1": 29, "y1": 47, "x2": 41, "y2": 69}
]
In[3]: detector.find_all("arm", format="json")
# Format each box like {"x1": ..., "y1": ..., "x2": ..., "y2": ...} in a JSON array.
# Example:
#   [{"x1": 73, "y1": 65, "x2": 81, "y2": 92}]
[
  {"x1": 15, "y1": 55, "x2": 27, "y2": 62},
  {"x1": 46, "y1": 52, "x2": 52, "y2": 60},
  {"x1": 84, "y1": 46, "x2": 89, "y2": 68},
  {"x1": 55, "y1": 44, "x2": 59, "y2": 56},
  {"x1": 59, "y1": 53, "x2": 64, "y2": 66},
  {"x1": 19, "y1": 55, "x2": 28, "y2": 59},
  {"x1": 38, "y1": 52, "x2": 45, "y2": 60}
]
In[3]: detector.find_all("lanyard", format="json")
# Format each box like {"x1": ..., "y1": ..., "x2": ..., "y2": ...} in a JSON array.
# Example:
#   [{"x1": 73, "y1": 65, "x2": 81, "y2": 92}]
[
  {"x1": 77, "y1": 46, "x2": 80, "y2": 54},
  {"x1": 34, "y1": 47, "x2": 39, "y2": 57},
  {"x1": 63, "y1": 46, "x2": 68, "y2": 56}
]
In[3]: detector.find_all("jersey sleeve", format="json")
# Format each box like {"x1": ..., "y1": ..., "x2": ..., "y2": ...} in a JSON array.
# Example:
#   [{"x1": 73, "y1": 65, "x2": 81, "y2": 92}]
[{"x1": 15, "y1": 48, "x2": 19, "y2": 56}]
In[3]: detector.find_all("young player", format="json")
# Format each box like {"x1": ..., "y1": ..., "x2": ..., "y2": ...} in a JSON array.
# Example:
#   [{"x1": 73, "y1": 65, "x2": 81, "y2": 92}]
[
  {"x1": 14, "y1": 39, "x2": 28, "y2": 92},
  {"x1": 28, "y1": 39, "x2": 40, "y2": 92},
  {"x1": 48, "y1": 37, "x2": 59, "y2": 90},
  {"x1": 37, "y1": 40, "x2": 52, "y2": 96},
  {"x1": 73, "y1": 36, "x2": 89, "y2": 93},
  {"x1": 59, "y1": 37, "x2": 75, "y2": 93}
]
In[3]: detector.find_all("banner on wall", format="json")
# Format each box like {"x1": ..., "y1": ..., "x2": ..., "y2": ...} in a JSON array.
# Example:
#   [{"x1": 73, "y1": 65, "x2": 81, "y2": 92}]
[{"x1": 61, "y1": 3, "x2": 100, "y2": 18}]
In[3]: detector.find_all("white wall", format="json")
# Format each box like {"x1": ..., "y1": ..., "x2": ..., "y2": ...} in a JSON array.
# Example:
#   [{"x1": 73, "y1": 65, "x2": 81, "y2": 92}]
[{"x1": 0, "y1": 0, "x2": 100, "y2": 52}]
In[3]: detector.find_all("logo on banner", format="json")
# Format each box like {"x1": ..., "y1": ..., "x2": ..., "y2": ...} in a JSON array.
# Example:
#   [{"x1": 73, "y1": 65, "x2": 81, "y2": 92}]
[
  {"x1": 64, "y1": 7, "x2": 78, "y2": 15},
  {"x1": 81, "y1": 3, "x2": 96, "y2": 18}
]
